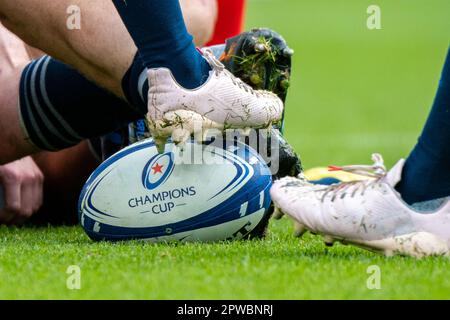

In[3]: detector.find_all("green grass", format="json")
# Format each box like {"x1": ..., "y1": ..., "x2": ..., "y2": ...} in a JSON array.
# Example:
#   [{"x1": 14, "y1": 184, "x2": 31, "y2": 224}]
[
  {"x1": 1, "y1": 0, "x2": 450, "y2": 299},
  {"x1": 1, "y1": 222, "x2": 449, "y2": 299}
]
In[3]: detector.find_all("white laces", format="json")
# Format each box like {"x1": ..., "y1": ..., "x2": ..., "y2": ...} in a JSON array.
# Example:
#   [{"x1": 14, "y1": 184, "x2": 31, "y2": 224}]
[
  {"x1": 202, "y1": 48, "x2": 260, "y2": 97},
  {"x1": 328, "y1": 153, "x2": 386, "y2": 178},
  {"x1": 320, "y1": 153, "x2": 387, "y2": 202}
]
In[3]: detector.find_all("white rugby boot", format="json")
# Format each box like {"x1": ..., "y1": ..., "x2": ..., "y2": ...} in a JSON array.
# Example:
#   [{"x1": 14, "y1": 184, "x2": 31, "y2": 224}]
[
  {"x1": 270, "y1": 154, "x2": 450, "y2": 258},
  {"x1": 146, "y1": 48, "x2": 284, "y2": 152}
]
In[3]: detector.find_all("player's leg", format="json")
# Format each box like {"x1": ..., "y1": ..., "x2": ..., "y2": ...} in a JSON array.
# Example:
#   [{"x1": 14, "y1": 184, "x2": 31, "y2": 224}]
[
  {"x1": 0, "y1": 52, "x2": 144, "y2": 164},
  {"x1": 0, "y1": 0, "x2": 133, "y2": 98},
  {"x1": 110, "y1": 0, "x2": 213, "y2": 89},
  {"x1": 109, "y1": 0, "x2": 283, "y2": 151},
  {"x1": 0, "y1": 0, "x2": 220, "y2": 164},
  {"x1": 109, "y1": 33, "x2": 299, "y2": 240},
  {"x1": 0, "y1": 22, "x2": 38, "y2": 162},
  {"x1": 25, "y1": 9, "x2": 292, "y2": 230},
  {"x1": 0, "y1": 24, "x2": 44, "y2": 223},
  {"x1": 395, "y1": 48, "x2": 450, "y2": 204},
  {"x1": 270, "y1": 49, "x2": 450, "y2": 257},
  {"x1": 0, "y1": 33, "x2": 115, "y2": 223},
  {"x1": 0, "y1": 1, "x2": 218, "y2": 223},
  {"x1": 1, "y1": 0, "x2": 283, "y2": 156},
  {"x1": 1, "y1": 0, "x2": 217, "y2": 96}
]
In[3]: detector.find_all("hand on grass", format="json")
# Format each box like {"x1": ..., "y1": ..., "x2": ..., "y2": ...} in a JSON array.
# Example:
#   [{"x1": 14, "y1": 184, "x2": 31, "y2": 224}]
[{"x1": 0, "y1": 157, "x2": 44, "y2": 225}]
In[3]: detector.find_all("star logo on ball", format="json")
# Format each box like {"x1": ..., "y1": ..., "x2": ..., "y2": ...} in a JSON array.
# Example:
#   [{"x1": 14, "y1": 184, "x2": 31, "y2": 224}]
[
  {"x1": 152, "y1": 163, "x2": 164, "y2": 174},
  {"x1": 142, "y1": 152, "x2": 174, "y2": 190}
]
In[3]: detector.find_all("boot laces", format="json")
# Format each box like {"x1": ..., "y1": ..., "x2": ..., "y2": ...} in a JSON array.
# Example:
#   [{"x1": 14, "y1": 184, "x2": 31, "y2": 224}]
[
  {"x1": 202, "y1": 48, "x2": 261, "y2": 97},
  {"x1": 320, "y1": 153, "x2": 387, "y2": 202}
]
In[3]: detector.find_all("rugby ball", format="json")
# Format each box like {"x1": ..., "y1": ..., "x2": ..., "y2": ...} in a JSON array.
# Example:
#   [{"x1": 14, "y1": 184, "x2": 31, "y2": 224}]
[{"x1": 78, "y1": 138, "x2": 272, "y2": 242}]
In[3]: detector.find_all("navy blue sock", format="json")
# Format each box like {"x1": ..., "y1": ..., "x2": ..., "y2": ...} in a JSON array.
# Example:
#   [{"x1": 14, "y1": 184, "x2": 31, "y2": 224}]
[
  {"x1": 121, "y1": 43, "x2": 228, "y2": 115},
  {"x1": 111, "y1": 0, "x2": 210, "y2": 89},
  {"x1": 396, "y1": 48, "x2": 450, "y2": 204},
  {"x1": 121, "y1": 53, "x2": 148, "y2": 114},
  {"x1": 19, "y1": 56, "x2": 142, "y2": 151}
]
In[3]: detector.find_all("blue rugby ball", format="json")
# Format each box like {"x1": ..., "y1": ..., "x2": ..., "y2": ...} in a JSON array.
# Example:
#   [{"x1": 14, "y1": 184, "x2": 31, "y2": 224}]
[{"x1": 78, "y1": 138, "x2": 272, "y2": 242}]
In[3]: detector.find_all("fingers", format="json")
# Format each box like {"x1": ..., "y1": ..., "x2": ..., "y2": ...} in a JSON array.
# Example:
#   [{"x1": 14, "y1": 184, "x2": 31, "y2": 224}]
[
  {"x1": 0, "y1": 175, "x2": 21, "y2": 224},
  {"x1": 0, "y1": 157, "x2": 44, "y2": 225},
  {"x1": 9, "y1": 181, "x2": 34, "y2": 225},
  {"x1": 25, "y1": 163, "x2": 44, "y2": 214},
  {"x1": 32, "y1": 170, "x2": 44, "y2": 213}
]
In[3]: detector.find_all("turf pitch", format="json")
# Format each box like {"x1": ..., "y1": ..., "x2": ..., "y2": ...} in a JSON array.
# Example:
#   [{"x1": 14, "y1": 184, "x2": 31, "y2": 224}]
[{"x1": 0, "y1": 0, "x2": 449, "y2": 299}]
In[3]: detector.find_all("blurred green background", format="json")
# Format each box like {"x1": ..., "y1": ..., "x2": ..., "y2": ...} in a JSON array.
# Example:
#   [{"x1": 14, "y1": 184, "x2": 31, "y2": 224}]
[{"x1": 246, "y1": 0, "x2": 450, "y2": 168}]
